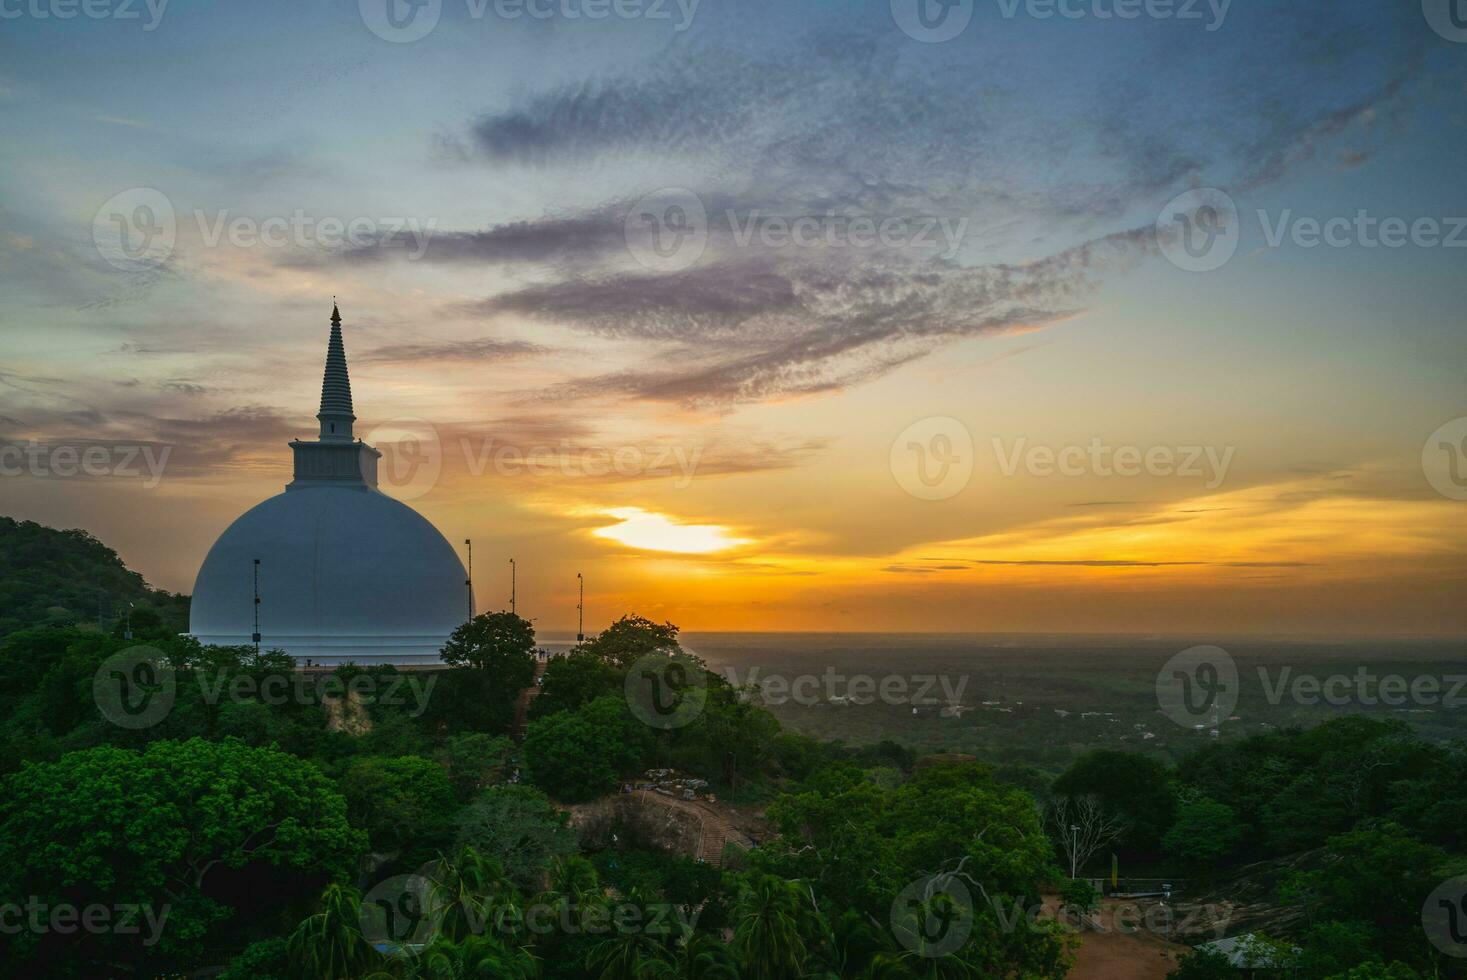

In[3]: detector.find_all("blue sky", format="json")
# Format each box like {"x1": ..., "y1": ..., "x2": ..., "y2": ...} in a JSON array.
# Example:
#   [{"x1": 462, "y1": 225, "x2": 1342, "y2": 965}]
[{"x1": 1, "y1": 0, "x2": 1465, "y2": 632}]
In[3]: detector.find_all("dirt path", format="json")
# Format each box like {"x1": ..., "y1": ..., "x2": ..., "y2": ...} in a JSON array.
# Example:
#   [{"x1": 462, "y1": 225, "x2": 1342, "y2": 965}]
[
  {"x1": 623, "y1": 789, "x2": 755, "y2": 863},
  {"x1": 1042, "y1": 898, "x2": 1190, "y2": 980}
]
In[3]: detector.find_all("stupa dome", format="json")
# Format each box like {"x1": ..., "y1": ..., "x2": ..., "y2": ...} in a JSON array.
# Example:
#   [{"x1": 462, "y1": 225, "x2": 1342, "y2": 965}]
[{"x1": 188, "y1": 305, "x2": 466, "y2": 665}]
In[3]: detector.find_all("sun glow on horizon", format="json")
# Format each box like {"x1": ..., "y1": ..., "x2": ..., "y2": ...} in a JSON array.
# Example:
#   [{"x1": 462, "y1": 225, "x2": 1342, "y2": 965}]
[{"x1": 592, "y1": 507, "x2": 750, "y2": 554}]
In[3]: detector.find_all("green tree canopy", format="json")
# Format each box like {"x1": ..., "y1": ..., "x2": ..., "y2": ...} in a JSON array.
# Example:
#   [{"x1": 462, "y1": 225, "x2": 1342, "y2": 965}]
[
  {"x1": 522, "y1": 695, "x2": 649, "y2": 802},
  {"x1": 580, "y1": 614, "x2": 683, "y2": 669},
  {"x1": 0, "y1": 738, "x2": 363, "y2": 974},
  {"x1": 453, "y1": 784, "x2": 578, "y2": 891}
]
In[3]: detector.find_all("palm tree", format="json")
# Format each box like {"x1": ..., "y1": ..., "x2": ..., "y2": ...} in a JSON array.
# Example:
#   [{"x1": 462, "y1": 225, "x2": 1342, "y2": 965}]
[
  {"x1": 287, "y1": 882, "x2": 375, "y2": 980},
  {"x1": 671, "y1": 933, "x2": 741, "y2": 980},
  {"x1": 584, "y1": 887, "x2": 679, "y2": 980},
  {"x1": 531, "y1": 854, "x2": 604, "y2": 940},
  {"x1": 731, "y1": 873, "x2": 818, "y2": 980},
  {"x1": 805, "y1": 907, "x2": 895, "y2": 978},
  {"x1": 413, "y1": 934, "x2": 539, "y2": 979},
  {"x1": 431, "y1": 846, "x2": 522, "y2": 943},
  {"x1": 543, "y1": 855, "x2": 599, "y2": 906}
]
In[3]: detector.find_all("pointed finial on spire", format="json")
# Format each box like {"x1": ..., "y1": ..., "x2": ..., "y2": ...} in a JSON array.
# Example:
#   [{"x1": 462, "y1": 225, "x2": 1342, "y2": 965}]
[{"x1": 317, "y1": 301, "x2": 355, "y2": 442}]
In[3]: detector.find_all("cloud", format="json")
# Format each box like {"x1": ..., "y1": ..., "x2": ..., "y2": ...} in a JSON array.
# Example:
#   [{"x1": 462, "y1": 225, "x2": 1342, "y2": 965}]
[
  {"x1": 357, "y1": 338, "x2": 548, "y2": 364},
  {"x1": 488, "y1": 226, "x2": 1153, "y2": 406}
]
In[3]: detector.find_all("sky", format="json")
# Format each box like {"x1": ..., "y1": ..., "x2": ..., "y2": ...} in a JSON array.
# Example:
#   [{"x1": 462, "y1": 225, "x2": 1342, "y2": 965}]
[{"x1": 1, "y1": 0, "x2": 1465, "y2": 636}]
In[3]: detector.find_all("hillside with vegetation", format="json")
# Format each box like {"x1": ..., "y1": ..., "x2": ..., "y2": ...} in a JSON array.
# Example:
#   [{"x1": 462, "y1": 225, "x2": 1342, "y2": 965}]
[{"x1": 0, "y1": 516, "x2": 189, "y2": 638}]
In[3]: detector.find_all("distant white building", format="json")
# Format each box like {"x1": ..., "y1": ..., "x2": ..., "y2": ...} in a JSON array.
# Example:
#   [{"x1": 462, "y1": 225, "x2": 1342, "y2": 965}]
[{"x1": 189, "y1": 305, "x2": 468, "y2": 665}]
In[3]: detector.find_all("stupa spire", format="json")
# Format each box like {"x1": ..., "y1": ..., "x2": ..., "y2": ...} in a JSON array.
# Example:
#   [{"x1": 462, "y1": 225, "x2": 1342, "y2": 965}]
[{"x1": 317, "y1": 302, "x2": 355, "y2": 441}]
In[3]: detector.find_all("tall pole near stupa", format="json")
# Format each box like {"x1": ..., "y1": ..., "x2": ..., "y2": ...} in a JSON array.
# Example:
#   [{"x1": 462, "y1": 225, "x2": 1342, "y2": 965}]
[
  {"x1": 509, "y1": 558, "x2": 516, "y2": 616},
  {"x1": 252, "y1": 558, "x2": 261, "y2": 654},
  {"x1": 577, "y1": 571, "x2": 584, "y2": 643},
  {"x1": 465, "y1": 539, "x2": 474, "y2": 620}
]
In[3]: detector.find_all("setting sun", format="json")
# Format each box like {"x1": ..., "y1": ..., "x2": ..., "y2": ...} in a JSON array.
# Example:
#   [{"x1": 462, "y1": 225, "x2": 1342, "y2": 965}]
[{"x1": 592, "y1": 508, "x2": 749, "y2": 554}]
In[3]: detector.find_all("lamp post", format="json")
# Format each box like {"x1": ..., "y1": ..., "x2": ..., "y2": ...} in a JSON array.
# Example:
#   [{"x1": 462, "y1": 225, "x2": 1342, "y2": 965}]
[
  {"x1": 577, "y1": 572, "x2": 584, "y2": 643},
  {"x1": 509, "y1": 558, "x2": 516, "y2": 616},
  {"x1": 252, "y1": 558, "x2": 262, "y2": 654},
  {"x1": 464, "y1": 539, "x2": 474, "y2": 620}
]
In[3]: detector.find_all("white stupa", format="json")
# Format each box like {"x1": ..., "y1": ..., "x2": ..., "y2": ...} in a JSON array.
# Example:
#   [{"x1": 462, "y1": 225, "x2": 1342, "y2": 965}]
[{"x1": 189, "y1": 304, "x2": 467, "y2": 665}]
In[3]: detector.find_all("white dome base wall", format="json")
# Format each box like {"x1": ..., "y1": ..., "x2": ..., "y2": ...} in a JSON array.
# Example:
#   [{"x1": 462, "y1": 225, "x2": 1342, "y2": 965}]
[{"x1": 189, "y1": 632, "x2": 451, "y2": 666}]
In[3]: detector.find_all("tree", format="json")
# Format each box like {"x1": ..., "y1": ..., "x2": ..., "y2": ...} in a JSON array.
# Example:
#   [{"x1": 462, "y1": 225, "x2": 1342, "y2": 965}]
[
  {"x1": 434, "y1": 612, "x2": 539, "y2": 736},
  {"x1": 340, "y1": 755, "x2": 458, "y2": 858},
  {"x1": 453, "y1": 785, "x2": 578, "y2": 891},
  {"x1": 429, "y1": 845, "x2": 523, "y2": 945},
  {"x1": 440, "y1": 611, "x2": 537, "y2": 671},
  {"x1": 218, "y1": 937, "x2": 290, "y2": 980},
  {"x1": 581, "y1": 614, "x2": 683, "y2": 669},
  {"x1": 435, "y1": 733, "x2": 514, "y2": 802},
  {"x1": 759, "y1": 761, "x2": 1069, "y2": 977},
  {"x1": 531, "y1": 651, "x2": 623, "y2": 719},
  {"x1": 731, "y1": 874, "x2": 817, "y2": 980},
  {"x1": 522, "y1": 696, "x2": 648, "y2": 802},
  {"x1": 1046, "y1": 795, "x2": 1123, "y2": 878},
  {"x1": 414, "y1": 933, "x2": 539, "y2": 979},
  {"x1": 0, "y1": 738, "x2": 363, "y2": 973},
  {"x1": 1052, "y1": 750, "x2": 1176, "y2": 852},
  {"x1": 286, "y1": 883, "x2": 374, "y2": 980},
  {"x1": 1280, "y1": 824, "x2": 1449, "y2": 966},
  {"x1": 585, "y1": 886, "x2": 680, "y2": 980},
  {"x1": 1166, "y1": 948, "x2": 1235, "y2": 980},
  {"x1": 1058, "y1": 878, "x2": 1099, "y2": 916},
  {"x1": 700, "y1": 681, "x2": 780, "y2": 790},
  {"x1": 1162, "y1": 796, "x2": 1243, "y2": 869}
]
